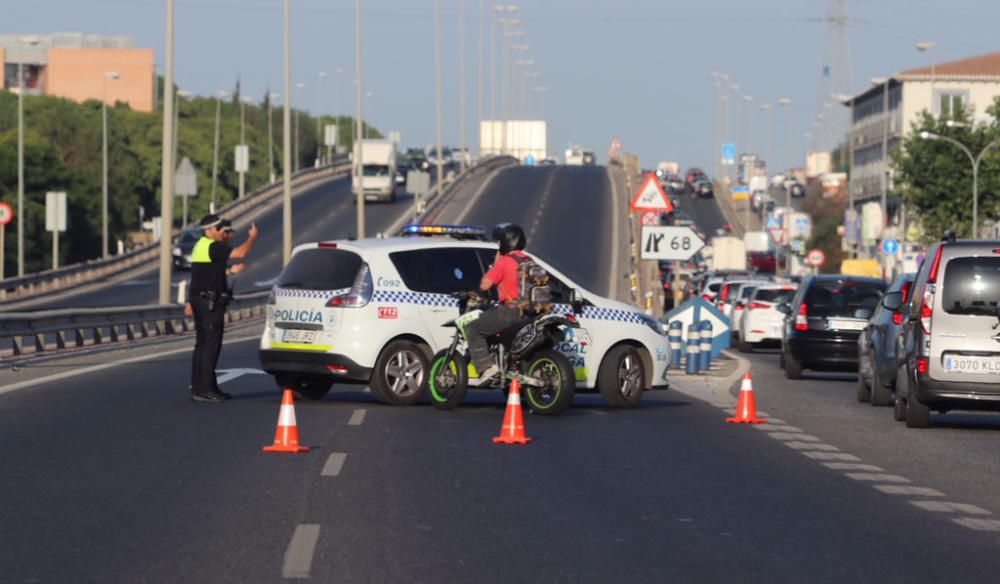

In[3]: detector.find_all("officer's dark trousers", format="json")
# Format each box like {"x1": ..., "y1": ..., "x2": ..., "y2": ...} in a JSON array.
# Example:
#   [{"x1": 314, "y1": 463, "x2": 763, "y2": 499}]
[
  {"x1": 191, "y1": 295, "x2": 226, "y2": 395},
  {"x1": 467, "y1": 304, "x2": 522, "y2": 371}
]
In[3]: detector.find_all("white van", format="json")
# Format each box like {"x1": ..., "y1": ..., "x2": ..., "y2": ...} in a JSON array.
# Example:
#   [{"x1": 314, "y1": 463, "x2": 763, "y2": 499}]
[{"x1": 352, "y1": 139, "x2": 397, "y2": 203}]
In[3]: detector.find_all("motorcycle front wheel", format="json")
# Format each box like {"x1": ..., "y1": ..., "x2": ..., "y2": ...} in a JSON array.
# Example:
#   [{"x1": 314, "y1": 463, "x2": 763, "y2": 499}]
[
  {"x1": 522, "y1": 349, "x2": 576, "y2": 416},
  {"x1": 429, "y1": 349, "x2": 469, "y2": 410}
]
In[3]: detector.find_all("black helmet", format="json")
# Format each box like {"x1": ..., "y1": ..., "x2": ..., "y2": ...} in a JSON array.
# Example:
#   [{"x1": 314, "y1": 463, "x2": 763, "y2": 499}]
[{"x1": 492, "y1": 223, "x2": 526, "y2": 255}]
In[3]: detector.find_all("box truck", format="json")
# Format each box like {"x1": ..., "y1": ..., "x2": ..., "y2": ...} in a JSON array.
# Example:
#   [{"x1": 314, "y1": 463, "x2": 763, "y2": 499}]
[{"x1": 352, "y1": 139, "x2": 398, "y2": 203}]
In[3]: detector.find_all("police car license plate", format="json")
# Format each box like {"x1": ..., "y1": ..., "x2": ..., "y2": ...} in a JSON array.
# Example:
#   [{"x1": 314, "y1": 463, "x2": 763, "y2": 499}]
[
  {"x1": 282, "y1": 329, "x2": 317, "y2": 344},
  {"x1": 944, "y1": 356, "x2": 1000, "y2": 374},
  {"x1": 575, "y1": 328, "x2": 592, "y2": 345},
  {"x1": 827, "y1": 319, "x2": 866, "y2": 331}
]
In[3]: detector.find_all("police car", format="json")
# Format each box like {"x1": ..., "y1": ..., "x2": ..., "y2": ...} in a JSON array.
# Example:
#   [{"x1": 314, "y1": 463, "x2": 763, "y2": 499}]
[{"x1": 259, "y1": 225, "x2": 670, "y2": 408}]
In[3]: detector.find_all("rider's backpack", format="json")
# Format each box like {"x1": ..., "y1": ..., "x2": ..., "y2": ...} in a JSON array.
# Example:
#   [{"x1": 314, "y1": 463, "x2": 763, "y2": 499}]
[{"x1": 512, "y1": 253, "x2": 552, "y2": 315}]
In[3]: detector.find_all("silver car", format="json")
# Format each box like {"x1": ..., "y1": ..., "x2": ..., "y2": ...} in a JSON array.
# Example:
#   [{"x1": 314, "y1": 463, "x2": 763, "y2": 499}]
[{"x1": 893, "y1": 236, "x2": 1000, "y2": 427}]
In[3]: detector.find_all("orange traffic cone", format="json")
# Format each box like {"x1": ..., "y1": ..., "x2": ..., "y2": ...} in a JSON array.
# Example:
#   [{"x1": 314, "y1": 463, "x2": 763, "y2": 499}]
[
  {"x1": 493, "y1": 379, "x2": 533, "y2": 444},
  {"x1": 263, "y1": 389, "x2": 310, "y2": 452},
  {"x1": 726, "y1": 373, "x2": 767, "y2": 424}
]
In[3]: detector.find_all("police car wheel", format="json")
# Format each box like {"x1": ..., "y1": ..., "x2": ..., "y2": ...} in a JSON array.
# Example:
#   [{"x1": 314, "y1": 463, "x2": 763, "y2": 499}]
[
  {"x1": 277, "y1": 374, "x2": 333, "y2": 401},
  {"x1": 598, "y1": 345, "x2": 644, "y2": 409},
  {"x1": 370, "y1": 340, "x2": 430, "y2": 406}
]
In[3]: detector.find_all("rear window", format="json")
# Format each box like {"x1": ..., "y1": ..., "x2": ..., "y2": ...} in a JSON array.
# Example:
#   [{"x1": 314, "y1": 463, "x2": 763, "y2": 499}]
[
  {"x1": 805, "y1": 280, "x2": 885, "y2": 318},
  {"x1": 754, "y1": 288, "x2": 795, "y2": 303},
  {"x1": 706, "y1": 282, "x2": 721, "y2": 293},
  {"x1": 941, "y1": 257, "x2": 1000, "y2": 316},
  {"x1": 390, "y1": 248, "x2": 485, "y2": 294},
  {"x1": 278, "y1": 248, "x2": 362, "y2": 291},
  {"x1": 739, "y1": 285, "x2": 758, "y2": 299}
]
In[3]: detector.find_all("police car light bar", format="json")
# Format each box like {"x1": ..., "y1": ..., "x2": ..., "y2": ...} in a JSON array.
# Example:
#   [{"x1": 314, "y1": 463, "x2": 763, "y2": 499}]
[{"x1": 401, "y1": 224, "x2": 488, "y2": 240}]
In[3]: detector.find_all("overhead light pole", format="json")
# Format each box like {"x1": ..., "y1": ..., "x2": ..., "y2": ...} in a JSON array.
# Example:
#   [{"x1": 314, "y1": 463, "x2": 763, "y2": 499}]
[
  {"x1": 239, "y1": 95, "x2": 254, "y2": 198},
  {"x1": 266, "y1": 92, "x2": 278, "y2": 184},
  {"x1": 294, "y1": 82, "x2": 306, "y2": 172},
  {"x1": 760, "y1": 103, "x2": 773, "y2": 174},
  {"x1": 316, "y1": 71, "x2": 328, "y2": 165},
  {"x1": 282, "y1": 0, "x2": 293, "y2": 264},
  {"x1": 334, "y1": 68, "x2": 344, "y2": 154},
  {"x1": 365, "y1": 91, "x2": 375, "y2": 139},
  {"x1": 435, "y1": 0, "x2": 444, "y2": 201},
  {"x1": 459, "y1": 0, "x2": 467, "y2": 172},
  {"x1": 158, "y1": 0, "x2": 175, "y2": 303},
  {"x1": 917, "y1": 42, "x2": 937, "y2": 101},
  {"x1": 777, "y1": 97, "x2": 792, "y2": 174},
  {"x1": 211, "y1": 90, "x2": 230, "y2": 212},
  {"x1": 921, "y1": 125, "x2": 999, "y2": 237},
  {"x1": 101, "y1": 71, "x2": 120, "y2": 259},
  {"x1": 16, "y1": 34, "x2": 40, "y2": 277},
  {"x1": 354, "y1": 0, "x2": 366, "y2": 239}
]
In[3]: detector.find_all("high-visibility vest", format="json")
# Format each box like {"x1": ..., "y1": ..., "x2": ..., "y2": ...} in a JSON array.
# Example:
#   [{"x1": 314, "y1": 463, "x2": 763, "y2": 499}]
[{"x1": 191, "y1": 236, "x2": 214, "y2": 264}]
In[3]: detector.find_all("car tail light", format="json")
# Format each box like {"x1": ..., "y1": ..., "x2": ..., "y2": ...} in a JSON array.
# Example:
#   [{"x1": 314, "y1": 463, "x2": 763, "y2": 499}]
[
  {"x1": 326, "y1": 263, "x2": 373, "y2": 308},
  {"x1": 919, "y1": 286, "x2": 934, "y2": 334},
  {"x1": 927, "y1": 246, "x2": 944, "y2": 284},
  {"x1": 748, "y1": 301, "x2": 768, "y2": 310},
  {"x1": 734, "y1": 303, "x2": 745, "y2": 311},
  {"x1": 702, "y1": 294, "x2": 713, "y2": 302},
  {"x1": 916, "y1": 357, "x2": 928, "y2": 374},
  {"x1": 720, "y1": 285, "x2": 730, "y2": 302},
  {"x1": 318, "y1": 242, "x2": 338, "y2": 248},
  {"x1": 327, "y1": 365, "x2": 349, "y2": 374},
  {"x1": 794, "y1": 303, "x2": 809, "y2": 331}
]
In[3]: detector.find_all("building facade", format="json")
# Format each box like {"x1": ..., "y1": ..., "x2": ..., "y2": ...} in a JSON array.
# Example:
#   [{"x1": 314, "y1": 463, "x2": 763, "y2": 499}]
[
  {"x1": 844, "y1": 52, "x2": 1000, "y2": 204},
  {"x1": 0, "y1": 33, "x2": 154, "y2": 112}
]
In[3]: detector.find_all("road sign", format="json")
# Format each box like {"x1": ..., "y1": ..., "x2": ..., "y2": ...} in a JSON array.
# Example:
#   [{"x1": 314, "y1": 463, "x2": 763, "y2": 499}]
[
  {"x1": 805, "y1": 248, "x2": 826, "y2": 267},
  {"x1": 882, "y1": 238, "x2": 899, "y2": 255},
  {"x1": 0, "y1": 202, "x2": 12, "y2": 226},
  {"x1": 45, "y1": 192, "x2": 67, "y2": 232},
  {"x1": 234, "y1": 145, "x2": 249, "y2": 174},
  {"x1": 406, "y1": 170, "x2": 430, "y2": 196},
  {"x1": 731, "y1": 185, "x2": 749, "y2": 201},
  {"x1": 640, "y1": 226, "x2": 705, "y2": 261},
  {"x1": 388, "y1": 131, "x2": 401, "y2": 144},
  {"x1": 640, "y1": 211, "x2": 659, "y2": 226},
  {"x1": 630, "y1": 173, "x2": 674, "y2": 213},
  {"x1": 721, "y1": 142, "x2": 736, "y2": 165},
  {"x1": 175, "y1": 157, "x2": 198, "y2": 196},
  {"x1": 524, "y1": 154, "x2": 536, "y2": 166},
  {"x1": 768, "y1": 228, "x2": 787, "y2": 245},
  {"x1": 325, "y1": 124, "x2": 338, "y2": 146},
  {"x1": 765, "y1": 214, "x2": 780, "y2": 230}
]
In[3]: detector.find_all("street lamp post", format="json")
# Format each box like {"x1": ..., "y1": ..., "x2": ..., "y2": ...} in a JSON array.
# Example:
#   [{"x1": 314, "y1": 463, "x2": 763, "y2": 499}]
[
  {"x1": 16, "y1": 35, "x2": 40, "y2": 276},
  {"x1": 266, "y1": 92, "x2": 278, "y2": 184},
  {"x1": 158, "y1": 1, "x2": 175, "y2": 303},
  {"x1": 761, "y1": 103, "x2": 773, "y2": 174},
  {"x1": 435, "y1": 0, "x2": 444, "y2": 201},
  {"x1": 921, "y1": 127, "x2": 1000, "y2": 237},
  {"x1": 101, "y1": 71, "x2": 120, "y2": 258},
  {"x1": 294, "y1": 82, "x2": 306, "y2": 172},
  {"x1": 283, "y1": 0, "x2": 293, "y2": 263},
  {"x1": 316, "y1": 71, "x2": 328, "y2": 166},
  {"x1": 459, "y1": 0, "x2": 467, "y2": 172},
  {"x1": 917, "y1": 42, "x2": 937, "y2": 105},
  {"x1": 365, "y1": 91, "x2": 374, "y2": 139},
  {"x1": 334, "y1": 68, "x2": 344, "y2": 154},
  {"x1": 211, "y1": 90, "x2": 230, "y2": 212},
  {"x1": 354, "y1": 0, "x2": 366, "y2": 239},
  {"x1": 239, "y1": 96, "x2": 253, "y2": 199}
]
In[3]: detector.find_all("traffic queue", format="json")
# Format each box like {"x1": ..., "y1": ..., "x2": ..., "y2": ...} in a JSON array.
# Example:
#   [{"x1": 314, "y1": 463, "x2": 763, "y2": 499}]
[{"x1": 676, "y1": 231, "x2": 1000, "y2": 429}]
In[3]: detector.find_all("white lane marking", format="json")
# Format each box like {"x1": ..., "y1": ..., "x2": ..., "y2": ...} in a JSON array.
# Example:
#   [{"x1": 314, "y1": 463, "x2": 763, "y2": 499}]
[
  {"x1": 952, "y1": 518, "x2": 1000, "y2": 531},
  {"x1": 874, "y1": 485, "x2": 945, "y2": 497},
  {"x1": 768, "y1": 433, "x2": 820, "y2": 442},
  {"x1": 0, "y1": 334, "x2": 261, "y2": 396},
  {"x1": 846, "y1": 473, "x2": 910, "y2": 483},
  {"x1": 348, "y1": 409, "x2": 366, "y2": 426},
  {"x1": 321, "y1": 453, "x2": 347, "y2": 477},
  {"x1": 753, "y1": 425, "x2": 804, "y2": 433},
  {"x1": 822, "y1": 463, "x2": 885, "y2": 472},
  {"x1": 765, "y1": 417, "x2": 786, "y2": 424},
  {"x1": 911, "y1": 501, "x2": 990, "y2": 515},
  {"x1": 801, "y1": 452, "x2": 860, "y2": 461},
  {"x1": 784, "y1": 442, "x2": 839, "y2": 451},
  {"x1": 283, "y1": 524, "x2": 321, "y2": 579},
  {"x1": 216, "y1": 368, "x2": 267, "y2": 385}
]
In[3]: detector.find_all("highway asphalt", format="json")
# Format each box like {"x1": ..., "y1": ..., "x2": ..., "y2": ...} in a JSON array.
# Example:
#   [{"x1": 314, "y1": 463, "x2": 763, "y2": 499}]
[{"x1": 3, "y1": 165, "x2": 1000, "y2": 582}]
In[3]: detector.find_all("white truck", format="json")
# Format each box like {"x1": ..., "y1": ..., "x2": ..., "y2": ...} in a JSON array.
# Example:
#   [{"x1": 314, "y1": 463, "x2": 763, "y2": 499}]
[
  {"x1": 565, "y1": 146, "x2": 585, "y2": 166},
  {"x1": 708, "y1": 236, "x2": 747, "y2": 271},
  {"x1": 352, "y1": 139, "x2": 398, "y2": 203}
]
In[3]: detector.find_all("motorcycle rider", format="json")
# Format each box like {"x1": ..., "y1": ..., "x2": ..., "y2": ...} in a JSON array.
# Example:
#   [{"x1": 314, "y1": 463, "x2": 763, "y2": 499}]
[{"x1": 466, "y1": 223, "x2": 529, "y2": 385}]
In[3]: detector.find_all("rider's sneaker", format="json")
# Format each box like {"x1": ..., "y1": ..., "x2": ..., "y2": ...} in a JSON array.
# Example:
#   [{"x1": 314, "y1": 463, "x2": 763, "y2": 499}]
[{"x1": 473, "y1": 365, "x2": 501, "y2": 387}]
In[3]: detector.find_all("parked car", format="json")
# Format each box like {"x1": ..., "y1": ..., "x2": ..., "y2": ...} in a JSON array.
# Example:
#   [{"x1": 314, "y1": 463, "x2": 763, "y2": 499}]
[
  {"x1": 737, "y1": 284, "x2": 798, "y2": 351},
  {"x1": 779, "y1": 275, "x2": 886, "y2": 379},
  {"x1": 893, "y1": 236, "x2": 1000, "y2": 427},
  {"x1": 857, "y1": 272, "x2": 916, "y2": 406},
  {"x1": 730, "y1": 282, "x2": 761, "y2": 341},
  {"x1": 717, "y1": 278, "x2": 769, "y2": 325},
  {"x1": 695, "y1": 180, "x2": 714, "y2": 198},
  {"x1": 172, "y1": 229, "x2": 201, "y2": 270}
]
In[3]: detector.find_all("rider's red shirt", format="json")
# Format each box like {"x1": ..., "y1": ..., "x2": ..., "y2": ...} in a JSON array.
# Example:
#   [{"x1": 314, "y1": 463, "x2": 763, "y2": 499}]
[{"x1": 485, "y1": 251, "x2": 526, "y2": 303}]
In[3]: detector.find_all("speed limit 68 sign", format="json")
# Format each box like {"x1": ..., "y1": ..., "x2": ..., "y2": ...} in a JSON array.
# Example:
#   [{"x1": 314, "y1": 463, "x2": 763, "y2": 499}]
[{"x1": 640, "y1": 226, "x2": 705, "y2": 261}]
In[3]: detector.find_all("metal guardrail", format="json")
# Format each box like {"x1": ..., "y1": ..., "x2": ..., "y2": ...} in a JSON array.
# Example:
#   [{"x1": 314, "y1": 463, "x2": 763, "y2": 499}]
[
  {"x1": 0, "y1": 291, "x2": 270, "y2": 359},
  {"x1": 0, "y1": 156, "x2": 350, "y2": 303}
]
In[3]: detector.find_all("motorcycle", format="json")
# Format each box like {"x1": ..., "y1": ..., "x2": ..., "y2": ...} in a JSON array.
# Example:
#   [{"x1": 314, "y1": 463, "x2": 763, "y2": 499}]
[{"x1": 429, "y1": 291, "x2": 580, "y2": 416}]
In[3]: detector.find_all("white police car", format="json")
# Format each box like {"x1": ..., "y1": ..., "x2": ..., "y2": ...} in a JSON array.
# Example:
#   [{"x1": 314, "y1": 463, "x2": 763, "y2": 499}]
[{"x1": 259, "y1": 225, "x2": 670, "y2": 407}]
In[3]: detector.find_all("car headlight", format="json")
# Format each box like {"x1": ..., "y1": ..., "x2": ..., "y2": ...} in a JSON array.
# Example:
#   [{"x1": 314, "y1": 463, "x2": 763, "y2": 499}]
[
  {"x1": 172, "y1": 247, "x2": 181, "y2": 256},
  {"x1": 637, "y1": 313, "x2": 666, "y2": 337}
]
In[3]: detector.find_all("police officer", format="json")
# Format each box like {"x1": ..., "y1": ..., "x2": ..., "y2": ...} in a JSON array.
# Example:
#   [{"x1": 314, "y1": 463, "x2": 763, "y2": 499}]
[{"x1": 186, "y1": 214, "x2": 259, "y2": 402}]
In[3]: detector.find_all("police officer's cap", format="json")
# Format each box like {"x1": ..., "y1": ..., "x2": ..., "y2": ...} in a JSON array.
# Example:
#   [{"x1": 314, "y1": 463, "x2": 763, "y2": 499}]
[
  {"x1": 220, "y1": 219, "x2": 236, "y2": 233},
  {"x1": 199, "y1": 214, "x2": 223, "y2": 229}
]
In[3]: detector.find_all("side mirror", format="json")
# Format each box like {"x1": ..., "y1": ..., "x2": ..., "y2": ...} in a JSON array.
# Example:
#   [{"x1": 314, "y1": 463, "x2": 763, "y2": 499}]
[
  {"x1": 776, "y1": 303, "x2": 792, "y2": 315},
  {"x1": 881, "y1": 291, "x2": 903, "y2": 311},
  {"x1": 569, "y1": 289, "x2": 584, "y2": 315}
]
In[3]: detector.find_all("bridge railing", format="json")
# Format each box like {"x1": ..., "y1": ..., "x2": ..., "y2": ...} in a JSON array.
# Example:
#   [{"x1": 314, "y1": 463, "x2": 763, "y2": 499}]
[
  {"x1": 0, "y1": 290, "x2": 270, "y2": 360},
  {"x1": 0, "y1": 156, "x2": 351, "y2": 304}
]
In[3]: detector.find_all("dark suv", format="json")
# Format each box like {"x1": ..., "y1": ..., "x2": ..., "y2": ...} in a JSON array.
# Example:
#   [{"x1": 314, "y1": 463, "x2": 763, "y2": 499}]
[
  {"x1": 891, "y1": 237, "x2": 1000, "y2": 427},
  {"x1": 779, "y1": 275, "x2": 886, "y2": 379}
]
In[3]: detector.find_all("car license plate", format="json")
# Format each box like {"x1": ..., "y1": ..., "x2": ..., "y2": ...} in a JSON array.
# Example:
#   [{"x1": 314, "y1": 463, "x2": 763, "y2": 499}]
[
  {"x1": 575, "y1": 328, "x2": 592, "y2": 345},
  {"x1": 943, "y1": 356, "x2": 1000, "y2": 374},
  {"x1": 282, "y1": 329, "x2": 317, "y2": 344},
  {"x1": 827, "y1": 319, "x2": 866, "y2": 331}
]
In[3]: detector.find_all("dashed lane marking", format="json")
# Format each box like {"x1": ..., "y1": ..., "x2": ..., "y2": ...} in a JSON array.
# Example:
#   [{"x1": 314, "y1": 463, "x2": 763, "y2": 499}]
[
  {"x1": 321, "y1": 453, "x2": 347, "y2": 477},
  {"x1": 845, "y1": 473, "x2": 910, "y2": 483},
  {"x1": 348, "y1": 409, "x2": 366, "y2": 426},
  {"x1": 753, "y1": 425, "x2": 804, "y2": 433},
  {"x1": 874, "y1": 485, "x2": 945, "y2": 497},
  {"x1": 800, "y1": 452, "x2": 861, "y2": 462},
  {"x1": 283, "y1": 524, "x2": 320, "y2": 579},
  {"x1": 767, "y1": 433, "x2": 820, "y2": 442},
  {"x1": 912, "y1": 501, "x2": 991, "y2": 515},
  {"x1": 784, "y1": 442, "x2": 839, "y2": 451},
  {"x1": 952, "y1": 518, "x2": 1000, "y2": 532},
  {"x1": 822, "y1": 463, "x2": 885, "y2": 472}
]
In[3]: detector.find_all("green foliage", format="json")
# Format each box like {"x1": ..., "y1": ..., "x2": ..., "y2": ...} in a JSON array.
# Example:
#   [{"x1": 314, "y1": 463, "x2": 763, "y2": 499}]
[
  {"x1": 0, "y1": 88, "x2": 378, "y2": 275},
  {"x1": 892, "y1": 99, "x2": 1000, "y2": 241},
  {"x1": 801, "y1": 181, "x2": 847, "y2": 273}
]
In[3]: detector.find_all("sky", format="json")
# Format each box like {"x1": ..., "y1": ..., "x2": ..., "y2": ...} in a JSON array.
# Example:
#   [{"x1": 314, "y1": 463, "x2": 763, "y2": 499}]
[{"x1": 7, "y1": 0, "x2": 1000, "y2": 171}]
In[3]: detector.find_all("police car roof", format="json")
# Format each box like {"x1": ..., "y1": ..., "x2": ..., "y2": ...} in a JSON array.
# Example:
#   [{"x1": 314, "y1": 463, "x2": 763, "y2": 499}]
[{"x1": 298, "y1": 236, "x2": 495, "y2": 255}]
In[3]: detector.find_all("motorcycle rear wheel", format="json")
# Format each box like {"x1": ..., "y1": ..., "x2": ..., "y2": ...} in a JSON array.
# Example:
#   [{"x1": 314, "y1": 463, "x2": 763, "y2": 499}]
[
  {"x1": 522, "y1": 349, "x2": 576, "y2": 416},
  {"x1": 429, "y1": 350, "x2": 469, "y2": 410}
]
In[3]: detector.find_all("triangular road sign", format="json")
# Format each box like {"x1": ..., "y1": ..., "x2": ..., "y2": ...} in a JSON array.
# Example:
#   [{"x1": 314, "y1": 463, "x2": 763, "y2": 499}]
[
  {"x1": 768, "y1": 228, "x2": 786, "y2": 245},
  {"x1": 630, "y1": 173, "x2": 674, "y2": 213}
]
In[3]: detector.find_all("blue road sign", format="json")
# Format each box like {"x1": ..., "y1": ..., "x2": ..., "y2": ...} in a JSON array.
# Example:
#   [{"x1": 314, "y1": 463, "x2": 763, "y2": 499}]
[
  {"x1": 524, "y1": 154, "x2": 536, "y2": 166},
  {"x1": 882, "y1": 238, "x2": 899, "y2": 255},
  {"x1": 765, "y1": 214, "x2": 780, "y2": 229},
  {"x1": 721, "y1": 142, "x2": 736, "y2": 165}
]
